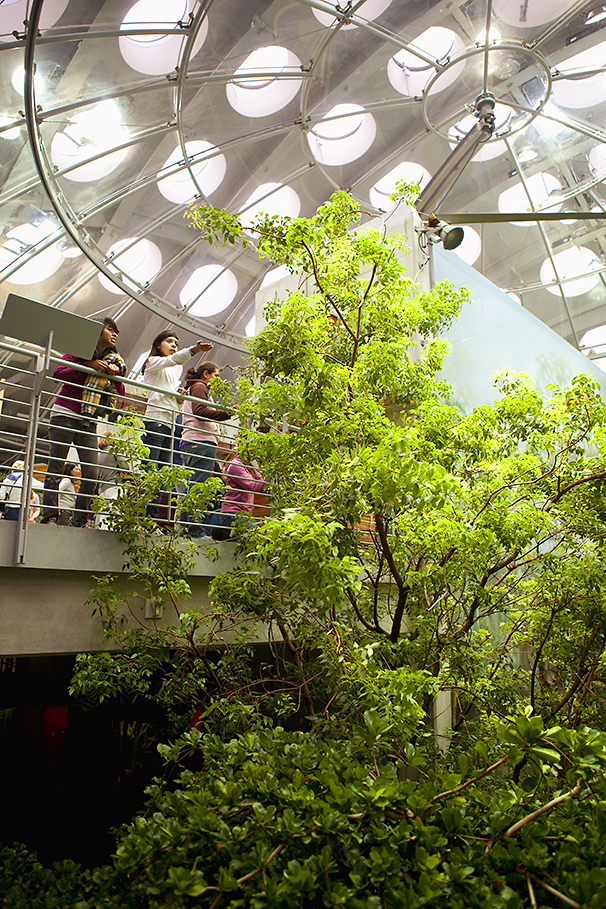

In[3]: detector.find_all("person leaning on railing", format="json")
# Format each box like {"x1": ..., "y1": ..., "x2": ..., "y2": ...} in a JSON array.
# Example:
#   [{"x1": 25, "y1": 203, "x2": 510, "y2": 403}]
[
  {"x1": 41, "y1": 318, "x2": 126, "y2": 528},
  {"x1": 179, "y1": 360, "x2": 232, "y2": 538},
  {"x1": 140, "y1": 330, "x2": 213, "y2": 522}
]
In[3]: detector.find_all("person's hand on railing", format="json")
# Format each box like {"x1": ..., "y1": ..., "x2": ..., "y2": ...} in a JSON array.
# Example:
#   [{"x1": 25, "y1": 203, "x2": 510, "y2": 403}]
[
  {"x1": 177, "y1": 386, "x2": 189, "y2": 396},
  {"x1": 88, "y1": 358, "x2": 120, "y2": 375}
]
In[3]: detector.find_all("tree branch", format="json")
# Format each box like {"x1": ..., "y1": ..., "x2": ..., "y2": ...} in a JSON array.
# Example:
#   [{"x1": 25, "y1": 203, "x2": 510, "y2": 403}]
[
  {"x1": 430, "y1": 755, "x2": 508, "y2": 804},
  {"x1": 504, "y1": 779, "x2": 582, "y2": 838}
]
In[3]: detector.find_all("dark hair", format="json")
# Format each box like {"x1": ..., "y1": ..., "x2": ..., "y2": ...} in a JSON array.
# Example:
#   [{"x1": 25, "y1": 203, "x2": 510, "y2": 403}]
[
  {"x1": 184, "y1": 361, "x2": 219, "y2": 387},
  {"x1": 93, "y1": 317, "x2": 120, "y2": 359},
  {"x1": 142, "y1": 329, "x2": 179, "y2": 376},
  {"x1": 63, "y1": 461, "x2": 80, "y2": 477}
]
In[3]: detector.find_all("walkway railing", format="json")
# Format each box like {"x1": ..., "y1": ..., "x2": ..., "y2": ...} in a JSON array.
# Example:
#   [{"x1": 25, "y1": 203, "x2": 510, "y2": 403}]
[{"x1": 0, "y1": 338, "x2": 267, "y2": 565}]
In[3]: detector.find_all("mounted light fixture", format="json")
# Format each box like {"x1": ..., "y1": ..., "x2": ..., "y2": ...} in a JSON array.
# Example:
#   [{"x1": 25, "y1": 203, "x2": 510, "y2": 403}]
[{"x1": 423, "y1": 216, "x2": 465, "y2": 251}]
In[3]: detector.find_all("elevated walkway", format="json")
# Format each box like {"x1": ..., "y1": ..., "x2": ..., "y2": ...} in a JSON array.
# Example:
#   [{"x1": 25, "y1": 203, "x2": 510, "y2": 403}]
[{"x1": 0, "y1": 521, "x2": 236, "y2": 657}]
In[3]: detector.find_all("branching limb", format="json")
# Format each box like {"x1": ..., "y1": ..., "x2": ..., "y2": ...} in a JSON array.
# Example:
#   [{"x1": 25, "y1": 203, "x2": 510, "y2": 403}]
[{"x1": 504, "y1": 779, "x2": 582, "y2": 838}]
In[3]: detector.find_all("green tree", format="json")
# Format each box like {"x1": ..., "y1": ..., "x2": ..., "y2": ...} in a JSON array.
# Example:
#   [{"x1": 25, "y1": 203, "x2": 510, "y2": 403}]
[{"x1": 46, "y1": 189, "x2": 606, "y2": 907}]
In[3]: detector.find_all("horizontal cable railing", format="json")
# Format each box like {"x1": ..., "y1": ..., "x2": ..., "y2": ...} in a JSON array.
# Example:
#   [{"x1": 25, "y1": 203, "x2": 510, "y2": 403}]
[{"x1": 0, "y1": 340, "x2": 269, "y2": 558}]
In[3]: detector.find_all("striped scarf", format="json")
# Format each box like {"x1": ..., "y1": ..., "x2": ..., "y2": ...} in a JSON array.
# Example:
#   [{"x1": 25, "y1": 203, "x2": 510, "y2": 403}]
[{"x1": 81, "y1": 352, "x2": 127, "y2": 418}]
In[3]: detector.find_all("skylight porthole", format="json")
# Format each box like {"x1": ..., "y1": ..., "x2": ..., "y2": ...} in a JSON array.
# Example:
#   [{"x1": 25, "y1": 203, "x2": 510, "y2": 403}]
[
  {"x1": 498, "y1": 172, "x2": 563, "y2": 226},
  {"x1": 448, "y1": 105, "x2": 512, "y2": 161},
  {"x1": 0, "y1": 0, "x2": 69, "y2": 44},
  {"x1": 119, "y1": 0, "x2": 208, "y2": 75},
  {"x1": 238, "y1": 183, "x2": 301, "y2": 233},
  {"x1": 540, "y1": 246, "x2": 601, "y2": 296},
  {"x1": 157, "y1": 141, "x2": 226, "y2": 204},
  {"x1": 493, "y1": 0, "x2": 585, "y2": 28},
  {"x1": 51, "y1": 101, "x2": 128, "y2": 183},
  {"x1": 388, "y1": 28, "x2": 465, "y2": 97},
  {"x1": 180, "y1": 265, "x2": 238, "y2": 317},
  {"x1": 307, "y1": 104, "x2": 376, "y2": 166},
  {"x1": 580, "y1": 324, "x2": 606, "y2": 357},
  {"x1": 226, "y1": 46, "x2": 303, "y2": 117},
  {"x1": 99, "y1": 238, "x2": 162, "y2": 294},
  {"x1": 369, "y1": 162, "x2": 431, "y2": 212},
  {"x1": 551, "y1": 40, "x2": 606, "y2": 108},
  {"x1": 451, "y1": 226, "x2": 481, "y2": 266},
  {"x1": 312, "y1": 0, "x2": 393, "y2": 30},
  {"x1": 0, "y1": 221, "x2": 63, "y2": 284}
]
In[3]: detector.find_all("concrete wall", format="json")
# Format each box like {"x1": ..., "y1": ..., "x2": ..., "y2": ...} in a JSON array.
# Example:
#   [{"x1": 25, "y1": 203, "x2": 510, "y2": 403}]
[{"x1": 0, "y1": 522, "x2": 237, "y2": 657}]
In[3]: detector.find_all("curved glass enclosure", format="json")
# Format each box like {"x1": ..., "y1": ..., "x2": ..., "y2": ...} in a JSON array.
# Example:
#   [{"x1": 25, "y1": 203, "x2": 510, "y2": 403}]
[{"x1": 0, "y1": 0, "x2": 605, "y2": 367}]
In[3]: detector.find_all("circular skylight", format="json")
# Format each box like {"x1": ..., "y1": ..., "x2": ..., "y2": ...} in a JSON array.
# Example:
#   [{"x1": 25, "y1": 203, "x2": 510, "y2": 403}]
[
  {"x1": 119, "y1": 0, "x2": 208, "y2": 75},
  {"x1": 180, "y1": 264, "x2": 238, "y2": 316},
  {"x1": 11, "y1": 67, "x2": 44, "y2": 95},
  {"x1": 157, "y1": 141, "x2": 226, "y2": 204},
  {"x1": 226, "y1": 46, "x2": 303, "y2": 117},
  {"x1": 551, "y1": 40, "x2": 606, "y2": 108},
  {"x1": 493, "y1": 0, "x2": 583, "y2": 28},
  {"x1": 0, "y1": 117, "x2": 20, "y2": 140},
  {"x1": 0, "y1": 221, "x2": 63, "y2": 284},
  {"x1": 498, "y1": 172, "x2": 562, "y2": 225},
  {"x1": 0, "y1": 0, "x2": 69, "y2": 44},
  {"x1": 51, "y1": 101, "x2": 128, "y2": 183},
  {"x1": 580, "y1": 324, "x2": 606, "y2": 356},
  {"x1": 260, "y1": 265, "x2": 292, "y2": 289},
  {"x1": 99, "y1": 237, "x2": 162, "y2": 294},
  {"x1": 369, "y1": 162, "x2": 431, "y2": 212},
  {"x1": 312, "y1": 0, "x2": 393, "y2": 30},
  {"x1": 245, "y1": 313, "x2": 257, "y2": 337},
  {"x1": 238, "y1": 183, "x2": 301, "y2": 232},
  {"x1": 448, "y1": 104, "x2": 512, "y2": 162},
  {"x1": 388, "y1": 28, "x2": 465, "y2": 97},
  {"x1": 451, "y1": 226, "x2": 481, "y2": 266},
  {"x1": 540, "y1": 246, "x2": 601, "y2": 297},
  {"x1": 589, "y1": 144, "x2": 606, "y2": 180},
  {"x1": 307, "y1": 104, "x2": 376, "y2": 166}
]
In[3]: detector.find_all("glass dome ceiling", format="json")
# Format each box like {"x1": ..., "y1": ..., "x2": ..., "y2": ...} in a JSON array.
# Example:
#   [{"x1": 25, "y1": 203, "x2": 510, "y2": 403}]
[{"x1": 1, "y1": 0, "x2": 606, "y2": 366}]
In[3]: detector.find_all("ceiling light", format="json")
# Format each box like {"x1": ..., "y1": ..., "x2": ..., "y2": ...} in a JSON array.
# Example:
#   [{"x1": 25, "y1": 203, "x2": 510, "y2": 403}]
[
  {"x1": 551, "y1": 40, "x2": 606, "y2": 108},
  {"x1": 119, "y1": 0, "x2": 208, "y2": 75},
  {"x1": 157, "y1": 141, "x2": 226, "y2": 204},
  {"x1": 493, "y1": 0, "x2": 580, "y2": 28},
  {"x1": 180, "y1": 264, "x2": 238, "y2": 317},
  {"x1": 50, "y1": 101, "x2": 128, "y2": 183},
  {"x1": 99, "y1": 238, "x2": 162, "y2": 294},
  {"x1": 238, "y1": 183, "x2": 301, "y2": 233},
  {"x1": 226, "y1": 46, "x2": 303, "y2": 117},
  {"x1": 498, "y1": 171, "x2": 562, "y2": 225},
  {"x1": 11, "y1": 66, "x2": 44, "y2": 95},
  {"x1": 370, "y1": 162, "x2": 431, "y2": 211},
  {"x1": 0, "y1": 221, "x2": 63, "y2": 284},
  {"x1": 540, "y1": 246, "x2": 601, "y2": 296},
  {"x1": 424, "y1": 219, "x2": 465, "y2": 251},
  {"x1": 388, "y1": 27, "x2": 465, "y2": 97},
  {"x1": 307, "y1": 103, "x2": 376, "y2": 166},
  {"x1": 312, "y1": 0, "x2": 393, "y2": 30},
  {"x1": 475, "y1": 27, "x2": 501, "y2": 43}
]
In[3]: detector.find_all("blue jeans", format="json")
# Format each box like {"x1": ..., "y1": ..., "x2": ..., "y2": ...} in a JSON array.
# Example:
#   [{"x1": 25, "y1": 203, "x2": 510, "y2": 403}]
[
  {"x1": 210, "y1": 510, "x2": 254, "y2": 541},
  {"x1": 42, "y1": 413, "x2": 98, "y2": 523},
  {"x1": 180, "y1": 441, "x2": 217, "y2": 537},
  {"x1": 142, "y1": 420, "x2": 173, "y2": 520}
]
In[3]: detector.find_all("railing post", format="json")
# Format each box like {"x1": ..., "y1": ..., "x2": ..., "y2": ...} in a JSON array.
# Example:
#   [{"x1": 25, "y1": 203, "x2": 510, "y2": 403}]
[{"x1": 15, "y1": 330, "x2": 53, "y2": 565}]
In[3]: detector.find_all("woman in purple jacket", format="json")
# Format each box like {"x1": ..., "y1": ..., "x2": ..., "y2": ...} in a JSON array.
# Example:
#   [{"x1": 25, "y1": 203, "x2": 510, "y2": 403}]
[
  {"x1": 210, "y1": 448, "x2": 266, "y2": 541},
  {"x1": 41, "y1": 318, "x2": 126, "y2": 527}
]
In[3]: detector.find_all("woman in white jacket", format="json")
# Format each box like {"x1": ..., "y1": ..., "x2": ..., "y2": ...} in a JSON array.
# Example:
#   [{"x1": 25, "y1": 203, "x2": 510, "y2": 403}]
[{"x1": 141, "y1": 330, "x2": 212, "y2": 520}]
